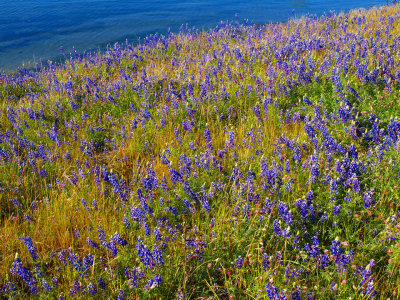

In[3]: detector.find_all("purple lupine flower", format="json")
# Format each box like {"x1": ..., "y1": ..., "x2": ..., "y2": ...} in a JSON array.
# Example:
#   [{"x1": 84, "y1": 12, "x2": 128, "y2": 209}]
[
  {"x1": 262, "y1": 253, "x2": 270, "y2": 271},
  {"x1": 333, "y1": 205, "x2": 341, "y2": 216},
  {"x1": 231, "y1": 165, "x2": 240, "y2": 181},
  {"x1": 52, "y1": 276, "x2": 59, "y2": 288},
  {"x1": 365, "y1": 280, "x2": 377, "y2": 299},
  {"x1": 291, "y1": 288, "x2": 301, "y2": 300},
  {"x1": 92, "y1": 199, "x2": 98, "y2": 210},
  {"x1": 70, "y1": 100, "x2": 79, "y2": 111},
  {"x1": 160, "y1": 154, "x2": 170, "y2": 165},
  {"x1": 182, "y1": 198, "x2": 192, "y2": 211},
  {"x1": 179, "y1": 154, "x2": 192, "y2": 178},
  {"x1": 24, "y1": 214, "x2": 35, "y2": 222},
  {"x1": 137, "y1": 188, "x2": 153, "y2": 215},
  {"x1": 243, "y1": 203, "x2": 249, "y2": 221},
  {"x1": 83, "y1": 254, "x2": 94, "y2": 272},
  {"x1": 42, "y1": 279, "x2": 52, "y2": 291},
  {"x1": 169, "y1": 166, "x2": 183, "y2": 184},
  {"x1": 135, "y1": 239, "x2": 154, "y2": 269},
  {"x1": 58, "y1": 250, "x2": 67, "y2": 266},
  {"x1": 19, "y1": 237, "x2": 38, "y2": 261},
  {"x1": 142, "y1": 222, "x2": 150, "y2": 236},
  {"x1": 310, "y1": 154, "x2": 320, "y2": 183},
  {"x1": 254, "y1": 104, "x2": 262, "y2": 122},
  {"x1": 204, "y1": 127, "x2": 211, "y2": 143},
  {"x1": 130, "y1": 206, "x2": 146, "y2": 223},
  {"x1": 117, "y1": 289, "x2": 125, "y2": 300},
  {"x1": 152, "y1": 244, "x2": 164, "y2": 265},
  {"x1": 112, "y1": 232, "x2": 127, "y2": 246},
  {"x1": 273, "y1": 219, "x2": 282, "y2": 236},
  {"x1": 202, "y1": 193, "x2": 211, "y2": 213},
  {"x1": 330, "y1": 179, "x2": 338, "y2": 202},
  {"x1": 10, "y1": 197, "x2": 20, "y2": 209},
  {"x1": 123, "y1": 216, "x2": 130, "y2": 228},
  {"x1": 235, "y1": 256, "x2": 244, "y2": 268},
  {"x1": 97, "y1": 226, "x2": 108, "y2": 249},
  {"x1": 285, "y1": 159, "x2": 290, "y2": 174},
  {"x1": 265, "y1": 281, "x2": 283, "y2": 299},
  {"x1": 295, "y1": 199, "x2": 308, "y2": 223},
  {"x1": 10, "y1": 257, "x2": 37, "y2": 294},
  {"x1": 330, "y1": 238, "x2": 352, "y2": 273},
  {"x1": 264, "y1": 198, "x2": 274, "y2": 215},
  {"x1": 359, "y1": 260, "x2": 376, "y2": 298},
  {"x1": 363, "y1": 192, "x2": 372, "y2": 209},
  {"x1": 2, "y1": 281, "x2": 16, "y2": 293},
  {"x1": 34, "y1": 264, "x2": 43, "y2": 277},
  {"x1": 371, "y1": 120, "x2": 380, "y2": 144},
  {"x1": 88, "y1": 283, "x2": 97, "y2": 295},
  {"x1": 278, "y1": 202, "x2": 292, "y2": 225},
  {"x1": 304, "y1": 123, "x2": 315, "y2": 139},
  {"x1": 228, "y1": 130, "x2": 235, "y2": 148},
  {"x1": 144, "y1": 274, "x2": 162, "y2": 290},
  {"x1": 87, "y1": 238, "x2": 99, "y2": 249},
  {"x1": 125, "y1": 266, "x2": 144, "y2": 288},
  {"x1": 66, "y1": 249, "x2": 83, "y2": 275},
  {"x1": 293, "y1": 144, "x2": 301, "y2": 164},
  {"x1": 154, "y1": 227, "x2": 162, "y2": 241},
  {"x1": 98, "y1": 277, "x2": 106, "y2": 289},
  {"x1": 349, "y1": 144, "x2": 358, "y2": 160},
  {"x1": 347, "y1": 173, "x2": 361, "y2": 194}
]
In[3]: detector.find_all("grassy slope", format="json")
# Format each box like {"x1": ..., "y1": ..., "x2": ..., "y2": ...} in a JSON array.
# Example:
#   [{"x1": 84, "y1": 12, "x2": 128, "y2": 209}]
[{"x1": 1, "y1": 4, "x2": 400, "y2": 299}]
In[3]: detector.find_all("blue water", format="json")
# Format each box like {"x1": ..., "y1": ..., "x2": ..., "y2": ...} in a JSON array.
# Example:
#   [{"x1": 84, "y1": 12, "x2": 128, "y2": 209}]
[{"x1": 0, "y1": 0, "x2": 389, "y2": 72}]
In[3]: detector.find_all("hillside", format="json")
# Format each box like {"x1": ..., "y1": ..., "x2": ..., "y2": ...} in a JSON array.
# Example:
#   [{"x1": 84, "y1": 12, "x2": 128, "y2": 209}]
[{"x1": 1, "y1": 4, "x2": 400, "y2": 299}]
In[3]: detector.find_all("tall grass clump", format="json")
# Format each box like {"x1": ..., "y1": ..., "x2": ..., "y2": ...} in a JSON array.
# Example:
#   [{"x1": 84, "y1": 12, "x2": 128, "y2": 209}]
[{"x1": 2, "y1": 3, "x2": 400, "y2": 299}]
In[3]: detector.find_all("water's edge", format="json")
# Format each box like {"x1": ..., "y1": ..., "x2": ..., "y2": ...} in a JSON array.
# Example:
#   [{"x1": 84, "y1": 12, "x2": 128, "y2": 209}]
[{"x1": 0, "y1": 0, "x2": 387, "y2": 74}]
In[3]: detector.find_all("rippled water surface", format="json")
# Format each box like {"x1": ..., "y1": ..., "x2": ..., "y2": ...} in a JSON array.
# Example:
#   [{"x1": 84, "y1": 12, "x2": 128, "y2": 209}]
[{"x1": 0, "y1": 0, "x2": 388, "y2": 71}]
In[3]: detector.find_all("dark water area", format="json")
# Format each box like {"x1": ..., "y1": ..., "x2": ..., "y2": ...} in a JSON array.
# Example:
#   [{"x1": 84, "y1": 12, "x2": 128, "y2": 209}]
[{"x1": 0, "y1": 0, "x2": 389, "y2": 72}]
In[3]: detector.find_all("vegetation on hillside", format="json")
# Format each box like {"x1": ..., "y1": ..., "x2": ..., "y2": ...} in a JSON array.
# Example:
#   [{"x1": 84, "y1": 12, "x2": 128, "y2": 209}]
[{"x1": 1, "y1": 4, "x2": 400, "y2": 299}]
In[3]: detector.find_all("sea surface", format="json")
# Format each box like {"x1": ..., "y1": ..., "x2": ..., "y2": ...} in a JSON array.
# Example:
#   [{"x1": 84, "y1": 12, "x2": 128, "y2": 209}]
[{"x1": 0, "y1": 0, "x2": 389, "y2": 72}]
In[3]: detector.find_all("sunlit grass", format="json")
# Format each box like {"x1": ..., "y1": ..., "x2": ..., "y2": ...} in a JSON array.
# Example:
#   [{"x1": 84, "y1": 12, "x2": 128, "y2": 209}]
[{"x1": 1, "y1": 3, "x2": 400, "y2": 299}]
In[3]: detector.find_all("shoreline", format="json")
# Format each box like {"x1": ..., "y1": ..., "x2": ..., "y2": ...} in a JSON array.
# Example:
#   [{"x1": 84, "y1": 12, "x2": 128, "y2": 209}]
[{"x1": 0, "y1": 2, "x2": 389, "y2": 75}]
